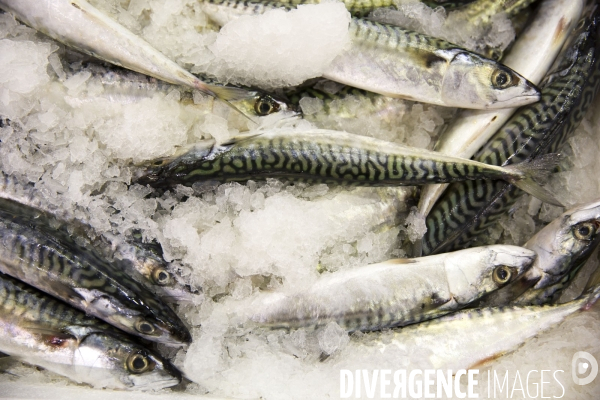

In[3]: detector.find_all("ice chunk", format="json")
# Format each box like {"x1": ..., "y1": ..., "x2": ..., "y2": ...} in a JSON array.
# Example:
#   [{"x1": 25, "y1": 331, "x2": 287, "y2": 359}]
[{"x1": 207, "y1": 3, "x2": 351, "y2": 88}]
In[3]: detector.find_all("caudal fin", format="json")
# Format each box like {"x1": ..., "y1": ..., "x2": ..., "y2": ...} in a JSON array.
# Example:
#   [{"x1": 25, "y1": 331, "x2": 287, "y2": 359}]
[{"x1": 505, "y1": 154, "x2": 564, "y2": 207}]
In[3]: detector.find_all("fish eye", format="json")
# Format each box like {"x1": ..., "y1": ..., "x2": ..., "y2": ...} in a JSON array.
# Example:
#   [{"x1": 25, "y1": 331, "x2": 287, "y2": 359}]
[
  {"x1": 492, "y1": 266, "x2": 513, "y2": 285},
  {"x1": 574, "y1": 222, "x2": 597, "y2": 240},
  {"x1": 491, "y1": 69, "x2": 515, "y2": 89},
  {"x1": 152, "y1": 268, "x2": 171, "y2": 286},
  {"x1": 126, "y1": 352, "x2": 153, "y2": 374},
  {"x1": 135, "y1": 319, "x2": 156, "y2": 335},
  {"x1": 254, "y1": 96, "x2": 281, "y2": 116}
]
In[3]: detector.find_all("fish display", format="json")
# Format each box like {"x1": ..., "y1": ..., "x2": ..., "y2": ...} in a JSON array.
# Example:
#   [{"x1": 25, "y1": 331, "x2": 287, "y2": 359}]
[
  {"x1": 0, "y1": 205, "x2": 191, "y2": 345},
  {"x1": 250, "y1": 245, "x2": 535, "y2": 331},
  {"x1": 1, "y1": 0, "x2": 600, "y2": 396},
  {"x1": 134, "y1": 129, "x2": 563, "y2": 207},
  {"x1": 0, "y1": 273, "x2": 181, "y2": 390},
  {"x1": 421, "y1": 3, "x2": 600, "y2": 255},
  {"x1": 417, "y1": 0, "x2": 584, "y2": 218}
]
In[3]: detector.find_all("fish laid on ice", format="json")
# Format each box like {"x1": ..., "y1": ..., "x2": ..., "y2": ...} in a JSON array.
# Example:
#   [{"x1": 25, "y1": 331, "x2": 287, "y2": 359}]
[
  {"x1": 420, "y1": 3, "x2": 600, "y2": 256},
  {"x1": 0, "y1": 0, "x2": 254, "y2": 114},
  {"x1": 417, "y1": 0, "x2": 585, "y2": 219},
  {"x1": 200, "y1": 0, "x2": 541, "y2": 109},
  {"x1": 249, "y1": 245, "x2": 535, "y2": 331},
  {"x1": 349, "y1": 283, "x2": 600, "y2": 371},
  {"x1": 0, "y1": 205, "x2": 191, "y2": 346},
  {"x1": 135, "y1": 129, "x2": 562, "y2": 206},
  {"x1": 0, "y1": 273, "x2": 181, "y2": 390}
]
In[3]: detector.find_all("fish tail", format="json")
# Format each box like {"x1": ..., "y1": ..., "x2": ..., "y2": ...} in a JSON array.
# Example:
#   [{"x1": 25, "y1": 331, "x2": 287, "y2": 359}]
[{"x1": 504, "y1": 154, "x2": 564, "y2": 207}]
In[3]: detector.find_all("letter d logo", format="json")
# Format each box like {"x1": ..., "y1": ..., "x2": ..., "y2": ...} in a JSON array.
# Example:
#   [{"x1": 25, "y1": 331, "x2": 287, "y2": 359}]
[{"x1": 572, "y1": 351, "x2": 598, "y2": 386}]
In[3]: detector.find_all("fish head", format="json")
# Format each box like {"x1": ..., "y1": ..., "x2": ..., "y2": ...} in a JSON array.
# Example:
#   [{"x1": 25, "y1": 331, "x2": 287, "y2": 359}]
[
  {"x1": 229, "y1": 90, "x2": 301, "y2": 119},
  {"x1": 72, "y1": 333, "x2": 181, "y2": 390},
  {"x1": 445, "y1": 245, "x2": 536, "y2": 304},
  {"x1": 525, "y1": 199, "x2": 600, "y2": 288},
  {"x1": 441, "y1": 51, "x2": 540, "y2": 109}
]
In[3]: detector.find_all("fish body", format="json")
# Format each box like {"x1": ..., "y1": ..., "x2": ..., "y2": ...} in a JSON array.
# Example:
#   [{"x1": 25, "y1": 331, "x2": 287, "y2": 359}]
[
  {"x1": 417, "y1": 0, "x2": 585, "y2": 219},
  {"x1": 250, "y1": 245, "x2": 535, "y2": 331},
  {"x1": 64, "y1": 61, "x2": 298, "y2": 119},
  {"x1": 478, "y1": 199, "x2": 600, "y2": 307},
  {"x1": 0, "y1": 0, "x2": 249, "y2": 107},
  {"x1": 324, "y1": 17, "x2": 541, "y2": 109},
  {"x1": 134, "y1": 129, "x2": 559, "y2": 205},
  {"x1": 421, "y1": 4, "x2": 600, "y2": 256},
  {"x1": 353, "y1": 284, "x2": 600, "y2": 371},
  {"x1": 200, "y1": 0, "x2": 541, "y2": 109},
  {"x1": 0, "y1": 173, "x2": 191, "y2": 302},
  {"x1": 0, "y1": 205, "x2": 191, "y2": 345},
  {"x1": 0, "y1": 273, "x2": 181, "y2": 390}
]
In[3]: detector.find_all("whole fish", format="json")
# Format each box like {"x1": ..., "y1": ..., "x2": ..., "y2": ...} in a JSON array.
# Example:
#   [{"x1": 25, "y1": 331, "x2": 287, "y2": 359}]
[
  {"x1": 0, "y1": 173, "x2": 191, "y2": 301},
  {"x1": 0, "y1": 273, "x2": 181, "y2": 390},
  {"x1": 249, "y1": 245, "x2": 535, "y2": 331},
  {"x1": 64, "y1": 61, "x2": 299, "y2": 119},
  {"x1": 0, "y1": 206, "x2": 191, "y2": 345},
  {"x1": 417, "y1": 0, "x2": 584, "y2": 220},
  {"x1": 0, "y1": 0, "x2": 253, "y2": 115},
  {"x1": 134, "y1": 129, "x2": 561, "y2": 207},
  {"x1": 478, "y1": 199, "x2": 600, "y2": 307},
  {"x1": 200, "y1": 0, "x2": 541, "y2": 109},
  {"x1": 349, "y1": 283, "x2": 600, "y2": 371},
  {"x1": 420, "y1": 3, "x2": 600, "y2": 256}
]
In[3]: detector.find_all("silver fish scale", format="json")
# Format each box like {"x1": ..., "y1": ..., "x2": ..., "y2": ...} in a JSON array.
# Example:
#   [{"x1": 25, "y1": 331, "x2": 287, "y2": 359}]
[{"x1": 421, "y1": 5, "x2": 600, "y2": 255}]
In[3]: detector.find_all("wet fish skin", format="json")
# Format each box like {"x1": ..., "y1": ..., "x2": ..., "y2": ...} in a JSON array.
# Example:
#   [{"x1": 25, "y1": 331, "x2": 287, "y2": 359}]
[
  {"x1": 421, "y1": 4, "x2": 600, "y2": 256},
  {"x1": 0, "y1": 0, "x2": 251, "y2": 110},
  {"x1": 478, "y1": 199, "x2": 600, "y2": 307},
  {"x1": 353, "y1": 284, "x2": 600, "y2": 371},
  {"x1": 0, "y1": 273, "x2": 181, "y2": 390},
  {"x1": 250, "y1": 245, "x2": 535, "y2": 331},
  {"x1": 66, "y1": 61, "x2": 299, "y2": 119},
  {"x1": 417, "y1": 0, "x2": 584, "y2": 220},
  {"x1": 134, "y1": 129, "x2": 559, "y2": 205},
  {"x1": 0, "y1": 173, "x2": 191, "y2": 301},
  {"x1": 201, "y1": 0, "x2": 541, "y2": 109},
  {"x1": 324, "y1": 17, "x2": 541, "y2": 109},
  {"x1": 0, "y1": 206, "x2": 192, "y2": 345}
]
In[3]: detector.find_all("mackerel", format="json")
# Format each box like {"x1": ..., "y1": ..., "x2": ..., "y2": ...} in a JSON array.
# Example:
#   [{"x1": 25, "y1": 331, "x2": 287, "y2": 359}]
[
  {"x1": 201, "y1": 0, "x2": 541, "y2": 109},
  {"x1": 250, "y1": 245, "x2": 535, "y2": 331},
  {"x1": 0, "y1": 273, "x2": 181, "y2": 390},
  {"x1": 479, "y1": 199, "x2": 600, "y2": 307},
  {"x1": 0, "y1": 205, "x2": 192, "y2": 345},
  {"x1": 0, "y1": 0, "x2": 253, "y2": 114},
  {"x1": 417, "y1": 0, "x2": 585, "y2": 219},
  {"x1": 349, "y1": 284, "x2": 600, "y2": 371},
  {"x1": 421, "y1": 4, "x2": 600, "y2": 256},
  {"x1": 134, "y1": 128, "x2": 561, "y2": 206}
]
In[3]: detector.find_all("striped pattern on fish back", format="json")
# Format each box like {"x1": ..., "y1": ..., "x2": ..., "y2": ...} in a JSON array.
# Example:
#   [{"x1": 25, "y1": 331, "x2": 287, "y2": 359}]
[
  {"x1": 0, "y1": 272, "x2": 111, "y2": 331},
  {"x1": 455, "y1": 0, "x2": 539, "y2": 21},
  {"x1": 349, "y1": 18, "x2": 458, "y2": 52},
  {"x1": 161, "y1": 134, "x2": 499, "y2": 187},
  {"x1": 205, "y1": 0, "x2": 395, "y2": 17},
  {"x1": 283, "y1": 84, "x2": 382, "y2": 112},
  {"x1": 422, "y1": 7, "x2": 600, "y2": 255},
  {"x1": 0, "y1": 208, "x2": 182, "y2": 331}
]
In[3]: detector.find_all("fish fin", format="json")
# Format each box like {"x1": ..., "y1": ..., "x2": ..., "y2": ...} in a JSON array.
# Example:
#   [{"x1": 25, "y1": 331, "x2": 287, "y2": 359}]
[
  {"x1": 380, "y1": 258, "x2": 417, "y2": 265},
  {"x1": 21, "y1": 323, "x2": 77, "y2": 346},
  {"x1": 220, "y1": 132, "x2": 264, "y2": 146},
  {"x1": 0, "y1": 352, "x2": 8, "y2": 359},
  {"x1": 505, "y1": 154, "x2": 564, "y2": 206},
  {"x1": 412, "y1": 238, "x2": 423, "y2": 257},
  {"x1": 579, "y1": 282, "x2": 600, "y2": 310},
  {"x1": 468, "y1": 352, "x2": 507, "y2": 370},
  {"x1": 206, "y1": 85, "x2": 259, "y2": 125}
]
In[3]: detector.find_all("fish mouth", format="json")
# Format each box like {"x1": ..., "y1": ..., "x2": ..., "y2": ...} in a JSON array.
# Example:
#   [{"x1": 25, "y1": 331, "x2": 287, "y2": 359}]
[{"x1": 487, "y1": 93, "x2": 541, "y2": 109}]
